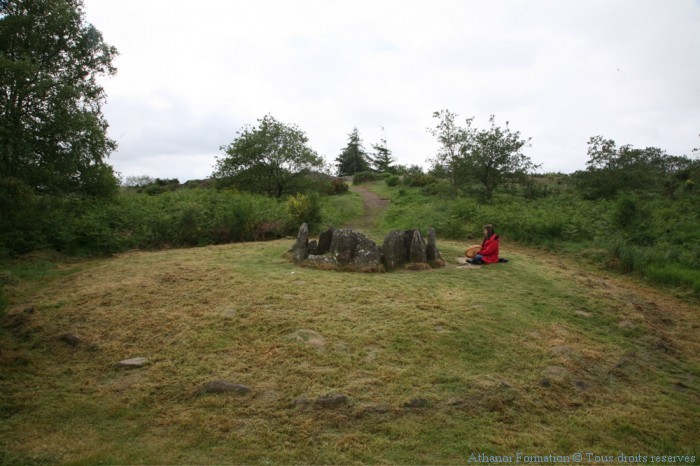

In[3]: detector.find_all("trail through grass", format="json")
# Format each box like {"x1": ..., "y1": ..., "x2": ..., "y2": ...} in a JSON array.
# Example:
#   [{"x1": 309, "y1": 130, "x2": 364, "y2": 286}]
[{"x1": 0, "y1": 193, "x2": 698, "y2": 464}]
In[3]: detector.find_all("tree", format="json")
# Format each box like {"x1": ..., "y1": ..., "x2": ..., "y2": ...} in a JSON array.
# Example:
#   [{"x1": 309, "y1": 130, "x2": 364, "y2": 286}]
[
  {"x1": 371, "y1": 126, "x2": 395, "y2": 173},
  {"x1": 575, "y1": 135, "x2": 696, "y2": 199},
  {"x1": 335, "y1": 127, "x2": 371, "y2": 176},
  {"x1": 427, "y1": 110, "x2": 466, "y2": 186},
  {"x1": 0, "y1": 0, "x2": 119, "y2": 196},
  {"x1": 428, "y1": 111, "x2": 537, "y2": 198},
  {"x1": 213, "y1": 115, "x2": 324, "y2": 198},
  {"x1": 123, "y1": 175, "x2": 155, "y2": 188}
]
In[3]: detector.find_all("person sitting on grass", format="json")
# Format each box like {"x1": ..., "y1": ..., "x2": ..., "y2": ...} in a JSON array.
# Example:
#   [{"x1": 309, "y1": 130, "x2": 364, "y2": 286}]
[{"x1": 468, "y1": 224, "x2": 500, "y2": 265}]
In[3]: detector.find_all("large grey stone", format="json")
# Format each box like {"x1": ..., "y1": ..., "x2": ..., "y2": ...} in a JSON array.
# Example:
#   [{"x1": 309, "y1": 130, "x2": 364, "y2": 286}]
[
  {"x1": 316, "y1": 227, "x2": 335, "y2": 255},
  {"x1": 403, "y1": 230, "x2": 416, "y2": 259},
  {"x1": 409, "y1": 230, "x2": 427, "y2": 263},
  {"x1": 382, "y1": 230, "x2": 406, "y2": 271},
  {"x1": 353, "y1": 237, "x2": 383, "y2": 271},
  {"x1": 328, "y1": 229, "x2": 362, "y2": 265},
  {"x1": 426, "y1": 228, "x2": 444, "y2": 268},
  {"x1": 292, "y1": 223, "x2": 309, "y2": 264},
  {"x1": 305, "y1": 255, "x2": 338, "y2": 268}
]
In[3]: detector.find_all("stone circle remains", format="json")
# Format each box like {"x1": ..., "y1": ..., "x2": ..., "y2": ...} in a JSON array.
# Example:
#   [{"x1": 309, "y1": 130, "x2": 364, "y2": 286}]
[{"x1": 290, "y1": 223, "x2": 445, "y2": 272}]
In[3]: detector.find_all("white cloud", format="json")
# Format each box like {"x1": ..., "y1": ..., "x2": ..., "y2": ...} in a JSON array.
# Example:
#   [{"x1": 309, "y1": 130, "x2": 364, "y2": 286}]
[{"x1": 85, "y1": 0, "x2": 700, "y2": 181}]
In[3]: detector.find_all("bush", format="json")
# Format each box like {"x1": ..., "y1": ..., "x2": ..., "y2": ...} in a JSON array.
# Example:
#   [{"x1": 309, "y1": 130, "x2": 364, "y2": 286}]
[
  {"x1": 352, "y1": 171, "x2": 379, "y2": 184},
  {"x1": 385, "y1": 175, "x2": 400, "y2": 187},
  {"x1": 286, "y1": 193, "x2": 322, "y2": 230},
  {"x1": 403, "y1": 173, "x2": 437, "y2": 187},
  {"x1": 421, "y1": 179, "x2": 456, "y2": 198},
  {"x1": 329, "y1": 178, "x2": 349, "y2": 194}
]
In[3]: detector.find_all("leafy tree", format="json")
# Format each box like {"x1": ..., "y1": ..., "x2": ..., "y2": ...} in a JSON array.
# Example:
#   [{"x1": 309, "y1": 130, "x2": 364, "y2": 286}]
[
  {"x1": 214, "y1": 115, "x2": 324, "y2": 198},
  {"x1": 123, "y1": 175, "x2": 156, "y2": 188},
  {"x1": 371, "y1": 126, "x2": 395, "y2": 173},
  {"x1": 428, "y1": 111, "x2": 537, "y2": 199},
  {"x1": 0, "y1": 0, "x2": 119, "y2": 196},
  {"x1": 427, "y1": 110, "x2": 466, "y2": 186},
  {"x1": 335, "y1": 127, "x2": 371, "y2": 176},
  {"x1": 575, "y1": 136, "x2": 696, "y2": 199}
]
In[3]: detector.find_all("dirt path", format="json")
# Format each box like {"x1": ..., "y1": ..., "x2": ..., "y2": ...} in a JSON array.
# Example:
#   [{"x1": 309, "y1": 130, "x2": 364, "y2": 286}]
[{"x1": 343, "y1": 184, "x2": 390, "y2": 231}]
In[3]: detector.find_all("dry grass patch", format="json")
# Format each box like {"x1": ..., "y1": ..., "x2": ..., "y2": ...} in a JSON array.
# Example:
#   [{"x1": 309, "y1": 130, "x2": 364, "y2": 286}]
[{"x1": 1, "y1": 239, "x2": 698, "y2": 464}]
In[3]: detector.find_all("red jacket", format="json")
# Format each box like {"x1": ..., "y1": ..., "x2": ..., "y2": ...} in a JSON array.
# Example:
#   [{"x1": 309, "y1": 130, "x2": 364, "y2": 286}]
[{"x1": 478, "y1": 234, "x2": 500, "y2": 264}]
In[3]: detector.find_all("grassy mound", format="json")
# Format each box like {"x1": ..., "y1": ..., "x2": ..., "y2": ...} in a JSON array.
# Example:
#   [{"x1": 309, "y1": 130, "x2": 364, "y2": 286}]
[{"x1": 1, "y1": 240, "x2": 698, "y2": 464}]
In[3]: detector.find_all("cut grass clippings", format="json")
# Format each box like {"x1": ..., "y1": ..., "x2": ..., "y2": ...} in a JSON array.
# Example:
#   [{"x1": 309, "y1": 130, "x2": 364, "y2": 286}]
[{"x1": 0, "y1": 239, "x2": 699, "y2": 464}]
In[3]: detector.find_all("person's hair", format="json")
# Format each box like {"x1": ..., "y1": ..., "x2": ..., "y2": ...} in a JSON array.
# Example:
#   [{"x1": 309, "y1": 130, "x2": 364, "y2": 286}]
[{"x1": 482, "y1": 224, "x2": 495, "y2": 244}]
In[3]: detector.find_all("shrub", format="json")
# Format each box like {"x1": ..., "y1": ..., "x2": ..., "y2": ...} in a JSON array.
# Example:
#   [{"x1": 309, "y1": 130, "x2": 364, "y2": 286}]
[
  {"x1": 421, "y1": 179, "x2": 456, "y2": 198},
  {"x1": 403, "y1": 173, "x2": 436, "y2": 187},
  {"x1": 286, "y1": 192, "x2": 322, "y2": 230},
  {"x1": 330, "y1": 178, "x2": 349, "y2": 194},
  {"x1": 352, "y1": 171, "x2": 379, "y2": 184},
  {"x1": 385, "y1": 175, "x2": 400, "y2": 187}
]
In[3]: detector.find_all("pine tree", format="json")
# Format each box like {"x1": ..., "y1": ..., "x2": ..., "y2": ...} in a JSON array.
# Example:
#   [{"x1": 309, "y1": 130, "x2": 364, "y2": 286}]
[
  {"x1": 371, "y1": 126, "x2": 395, "y2": 173},
  {"x1": 335, "y1": 127, "x2": 371, "y2": 176}
]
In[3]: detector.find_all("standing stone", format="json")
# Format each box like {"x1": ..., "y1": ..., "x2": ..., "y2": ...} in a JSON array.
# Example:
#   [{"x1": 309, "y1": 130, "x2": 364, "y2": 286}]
[
  {"x1": 353, "y1": 237, "x2": 383, "y2": 272},
  {"x1": 426, "y1": 228, "x2": 444, "y2": 268},
  {"x1": 409, "y1": 230, "x2": 427, "y2": 263},
  {"x1": 292, "y1": 223, "x2": 309, "y2": 264},
  {"x1": 328, "y1": 229, "x2": 361, "y2": 265},
  {"x1": 316, "y1": 227, "x2": 335, "y2": 255},
  {"x1": 403, "y1": 230, "x2": 416, "y2": 260},
  {"x1": 308, "y1": 240, "x2": 318, "y2": 256},
  {"x1": 382, "y1": 230, "x2": 406, "y2": 271}
]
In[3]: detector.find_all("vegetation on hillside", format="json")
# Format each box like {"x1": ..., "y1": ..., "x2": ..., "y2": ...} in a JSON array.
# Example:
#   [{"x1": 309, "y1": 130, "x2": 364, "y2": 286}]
[{"x1": 372, "y1": 164, "x2": 699, "y2": 296}]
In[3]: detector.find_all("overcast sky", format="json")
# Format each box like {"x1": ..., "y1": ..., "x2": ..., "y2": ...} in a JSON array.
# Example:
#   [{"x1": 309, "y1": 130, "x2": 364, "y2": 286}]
[{"x1": 83, "y1": 0, "x2": 700, "y2": 182}]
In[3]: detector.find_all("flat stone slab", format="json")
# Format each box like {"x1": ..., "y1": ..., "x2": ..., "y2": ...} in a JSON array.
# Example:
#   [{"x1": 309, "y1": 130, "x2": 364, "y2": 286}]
[
  {"x1": 314, "y1": 393, "x2": 349, "y2": 408},
  {"x1": 403, "y1": 398, "x2": 430, "y2": 409},
  {"x1": 541, "y1": 365, "x2": 568, "y2": 381},
  {"x1": 116, "y1": 357, "x2": 149, "y2": 368},
  {"x1": 201, "y1": 380, "x2": 251, "y2": 395}
]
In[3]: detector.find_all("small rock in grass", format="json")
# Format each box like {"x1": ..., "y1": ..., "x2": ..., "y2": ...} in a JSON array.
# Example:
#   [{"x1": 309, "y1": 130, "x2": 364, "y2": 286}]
[
  {"x1": 116, "y1": 357, "x2": 150, "y2": 368},
  {"x1": 368, "y1": 403, "x2": 391, "y2": 413},
  {"x1": 541, "y1": 365, "x2": 568, "y2": 381},
  {"x1": 57, "y1": 333, "x2": 80, "y2": 347},
  {"x1": 551, "y1": 345, "x2": 575, "y2": 356},
  {"x1": 314, "y1": 393, "x2": 349, "y2": 408},
  {"x1": 201, "y1": 380, "x2": 251, "y2": 395},
  {"x1": 403, "y1": 398, "x2": 430, "y2": 409}
]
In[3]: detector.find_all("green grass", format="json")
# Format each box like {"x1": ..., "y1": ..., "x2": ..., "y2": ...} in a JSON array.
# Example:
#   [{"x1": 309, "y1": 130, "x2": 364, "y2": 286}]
[
  {"x1": 1, "y1": 237, "x2": 698, "y2": 464},
  {"x1": 320, "y1": 189, "x2": 364, "y2": 227},
  {"x1": 367, "y1": 181, "x2": 700, "y2": 298}
]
